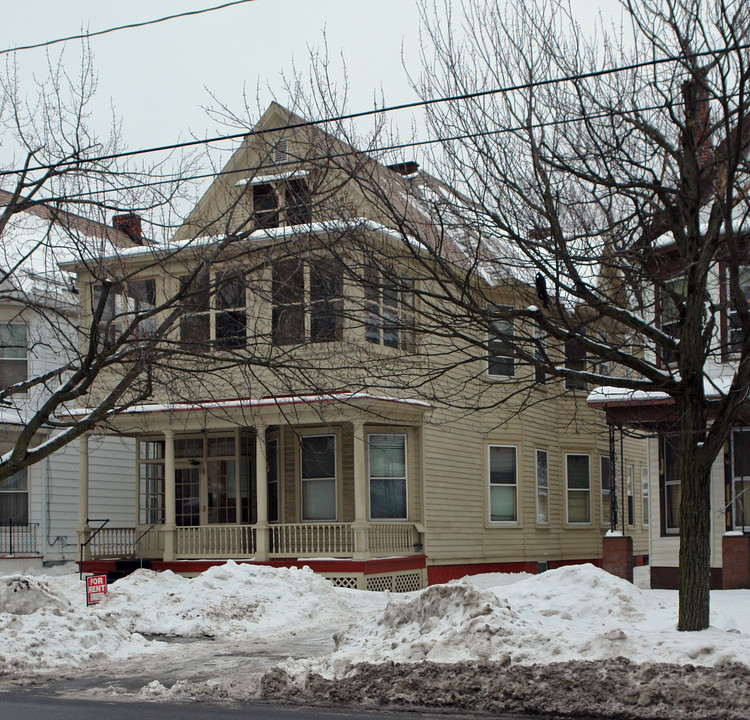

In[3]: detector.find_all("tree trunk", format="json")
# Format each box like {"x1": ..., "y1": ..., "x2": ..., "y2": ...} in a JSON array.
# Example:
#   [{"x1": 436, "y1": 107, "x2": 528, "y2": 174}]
[{"x1": 676, "y1": 398, "x2": 712, "y2": 631}]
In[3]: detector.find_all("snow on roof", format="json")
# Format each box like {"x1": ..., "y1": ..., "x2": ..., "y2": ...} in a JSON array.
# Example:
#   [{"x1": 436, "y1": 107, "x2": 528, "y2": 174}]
[
  {"x1": 62, "y1": 390, "x2": 432, "y2": 418},
  {"x1": 234, "y1": 169, "x2": 310, "y2": 186}
]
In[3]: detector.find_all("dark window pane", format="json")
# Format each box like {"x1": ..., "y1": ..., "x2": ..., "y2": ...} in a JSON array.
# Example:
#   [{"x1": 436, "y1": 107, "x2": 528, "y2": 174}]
[
  {"x1": 272, "y1": 306, "x2": 304, "y2": 345},
  {"x1": 565, "y1": 337, "x2": 586, "y2": 389},
  {"x1": 0, "y1": 492, "x2": 28, "y2": 524},
  {"x1": 216, "y1": 311, "x2": 246, "y2": 347},
  {"x1": 179, "y1": 273, "x2": 210, "y2": 312},
  {"x1": 216, "y1": 271, "x2": 245, "y2": 310},
  {"x1": 180, "y1": 314, "x2": 210, "y2": 346},
  {"x1": 301, "y1": 435, "x2": 336, "y2": 479},
  {"x1": 253, "y1": 183, "x2": 279, "y2": 228},
  {"x1": 273, "y1": 261, "x2": 305, "y2": 304},
  {"x1": 286, "y1": 179, "x2": 312, "y2": 225}
]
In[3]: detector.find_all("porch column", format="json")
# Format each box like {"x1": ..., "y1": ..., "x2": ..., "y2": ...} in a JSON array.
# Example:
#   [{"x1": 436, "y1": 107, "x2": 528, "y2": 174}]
[
  {"x1": 352, "y1": 419, "x2": 370, "y2": 560},
  {"x1": 163, "y1": 429, "x2": 176, "y2": 562},
  {"x1": 255, "y1": 423, "x2": 269, "y2": 561},
  {"x1": 76, "y1": 433, "x2": 91, "y2": 560}
]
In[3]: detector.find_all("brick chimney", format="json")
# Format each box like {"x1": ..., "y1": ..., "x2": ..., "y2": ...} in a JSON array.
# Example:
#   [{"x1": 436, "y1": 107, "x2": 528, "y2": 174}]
[{"x1": 112, "y1": 213, "x2": 143, "y2": 245}]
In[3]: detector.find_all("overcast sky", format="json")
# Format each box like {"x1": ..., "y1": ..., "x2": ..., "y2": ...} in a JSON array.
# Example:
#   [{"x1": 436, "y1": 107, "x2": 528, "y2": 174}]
[{"x1": 1, "y1": 0, "x2": 622, "y2": 158}]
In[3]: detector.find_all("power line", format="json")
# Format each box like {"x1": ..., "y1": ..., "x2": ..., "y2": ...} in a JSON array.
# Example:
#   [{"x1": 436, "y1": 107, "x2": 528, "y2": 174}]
[
  {"x1": 1, "y1": 40, "x2": 748, "y2": 179},
  {"x1": 0, "y1": 0, "x2": 260, "y2": 57}
]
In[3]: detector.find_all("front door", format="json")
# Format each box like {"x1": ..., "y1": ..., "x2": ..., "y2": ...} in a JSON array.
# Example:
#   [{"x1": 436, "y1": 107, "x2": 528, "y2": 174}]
[{"x1": 175, "y1": 465, "x2": 200, "y2": 526}]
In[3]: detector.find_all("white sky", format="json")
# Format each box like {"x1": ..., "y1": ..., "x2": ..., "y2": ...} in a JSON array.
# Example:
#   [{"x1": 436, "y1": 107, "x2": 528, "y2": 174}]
[{"x1": 0, "y1": 0, "x2": 623, "y2": 158}]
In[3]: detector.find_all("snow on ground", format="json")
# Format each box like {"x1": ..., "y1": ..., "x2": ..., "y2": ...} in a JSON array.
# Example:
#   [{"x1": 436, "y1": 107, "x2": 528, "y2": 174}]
[{"x1": 2, "y1": 560, "x2": 750, "y2": 714}]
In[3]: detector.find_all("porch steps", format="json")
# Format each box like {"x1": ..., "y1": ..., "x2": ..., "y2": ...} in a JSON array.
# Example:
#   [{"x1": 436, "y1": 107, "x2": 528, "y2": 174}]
[{"x1": 108, "y1": 558, "x2": 151, "y2": 582}]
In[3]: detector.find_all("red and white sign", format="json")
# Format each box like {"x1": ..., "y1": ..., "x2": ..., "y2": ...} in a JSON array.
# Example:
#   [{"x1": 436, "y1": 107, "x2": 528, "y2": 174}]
[{"x1": 86, "y1": 574, "x2": 108, "y2": 605}]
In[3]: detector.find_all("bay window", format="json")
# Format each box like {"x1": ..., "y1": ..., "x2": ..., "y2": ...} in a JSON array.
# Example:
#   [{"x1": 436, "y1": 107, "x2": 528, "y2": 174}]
[
  {"x1": 301, "y1": 435, "x2": 337, "y2": 521},
  {"x1": 368, "y1": 434, "x2": 407, "y2": 519}
]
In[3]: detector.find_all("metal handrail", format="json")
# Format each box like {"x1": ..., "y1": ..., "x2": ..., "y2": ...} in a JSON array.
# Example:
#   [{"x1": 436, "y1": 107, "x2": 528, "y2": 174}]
[
  {"x1": 79, "y1": 518, "x2": 110, "y2": 580},
  {"x1": 135, "y1": 518, "x2": 163, "y2": 568}
]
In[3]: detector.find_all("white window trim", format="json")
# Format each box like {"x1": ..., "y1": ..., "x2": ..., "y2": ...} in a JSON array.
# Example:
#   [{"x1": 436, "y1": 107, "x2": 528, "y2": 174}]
[
  {"x1": 641, "y1": 466, "x2": 649, "y2": 529},
  {"x1": 0, "y1": 322, "x2": 28, "y2": 393},
  {"x1": 487, "y1": 308, "x2": 515, "y2": 378},
  {"x1": 600, "y1": 455, "x2": 611, "y2": 527},
  {"x1": 565, "y1": 453, "x2": 591, "y2": 526},
  {"x1": 488, "y1": 444, "x2": 519, "y2": 525},
  {"x1": 626, "y1": 465, "x2": 634, "y2": 527},
  {"x1": 367, "y1": 432, "x2": 408, "y2": 521}
]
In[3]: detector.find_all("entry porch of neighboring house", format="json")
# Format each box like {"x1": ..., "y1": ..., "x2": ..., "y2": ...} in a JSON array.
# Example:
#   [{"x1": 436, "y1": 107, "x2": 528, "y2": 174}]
[{"x1": 76, "y1": 393, "x2": 430, "y2": 591}]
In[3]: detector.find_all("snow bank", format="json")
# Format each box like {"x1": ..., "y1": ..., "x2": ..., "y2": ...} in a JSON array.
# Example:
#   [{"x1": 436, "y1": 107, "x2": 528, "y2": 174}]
[
  {"x1": 279, "y1": 564, "x2": 750, "y2": 682},
  {"x1": 96, "y1": 561, "x2": 361, "y2": 639},
  {"x1": 0, "y1": 574, "x2": 153, "y2": 675}
]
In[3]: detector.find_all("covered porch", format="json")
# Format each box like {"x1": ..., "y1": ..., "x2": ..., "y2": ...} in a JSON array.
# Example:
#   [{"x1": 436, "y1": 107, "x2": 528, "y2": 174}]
[{"x1": 76, "y1": 393, "x2": 429, "y2": 590}]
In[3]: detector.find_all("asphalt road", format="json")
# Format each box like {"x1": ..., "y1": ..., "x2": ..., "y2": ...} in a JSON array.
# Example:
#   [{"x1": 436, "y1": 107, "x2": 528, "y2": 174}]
[{"x1": 0, "y1": 691, "x2": 594, "y2": 720}]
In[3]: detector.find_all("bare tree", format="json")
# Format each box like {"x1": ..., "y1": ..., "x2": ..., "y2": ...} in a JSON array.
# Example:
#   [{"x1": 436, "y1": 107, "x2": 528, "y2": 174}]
[{"x1": 295, "y1": 0, "x2": 750, "y2": 631}]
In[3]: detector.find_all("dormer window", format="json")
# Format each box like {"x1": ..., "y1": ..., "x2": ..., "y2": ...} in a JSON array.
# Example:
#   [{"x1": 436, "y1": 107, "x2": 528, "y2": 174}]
[
  {"x1": 253, "y1": 184, "x2": 279, "y2": 228},
  {"x1": 247, "y1": 173, "x2": 312, "y2": 229}
]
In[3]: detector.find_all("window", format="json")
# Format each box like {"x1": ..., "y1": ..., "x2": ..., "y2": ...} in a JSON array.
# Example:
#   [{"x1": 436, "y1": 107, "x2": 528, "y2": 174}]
[
  {"x1": 272, "y1": 259, "x2": 342, "y2": 345},
  {"x1": 0, "y1": 324, "x2": 27, "y2": 391},
  {"x1": 310, "y1": 259, "x2": 343, "y2": 342},
  {"x1": 489, "y1": 445, "x2": 517, "y2": 522},
  {"x1": 727, "y1": 266, "x2": 750, "y2": 355},
  {"x1": 0, "y1": 468, "x2": 28, "y2": 524},
  {"x1": 364, "y1": 263, "x2": 415, "y2": 351},
  {"x1": 93, "y1": 279, "x2": 156, "y2": 344},
  {"x1": 641, "y1": 467, "x2": 649, "y2": 528},
  {"x1": 251, "y1": 176, "x2": 311, "y2": 229},
  {"x1": 660, "y1": 277, "x2": 686, "y2": 365},
  {"x1": 564, "y1": 337, "x2": 586, "y2": 390},
  {"x1": 267, "y1": 437, "x2": 279, "y2": 523},
  {"x1": 536, "y1": 449, "x2": 549, "y2": 524},
  {"x1": 207, "y1": 436, "x2": 240, "y2": 524},
  {"x1": 215, "y1": 270, "x2": 246, "y2": 348},
  {"x1": 534, "y1": 326, "x2": 546, "y2": 384},
  {"x1": 179, "y1": 270, "x2": 246, "y2": 348},
  {"x1": 566, "y1": 454, "x2": 590, "y2": 523},
  {"x1": 731, "y1": 429, "x2": 750, "y2": 531},
  {"x1": 175, "y1": 467, "x2": 200, "y2": 527},
  {"x1": 601, "y1": 455, "x2": 612, "y2": 527},
  {"x1": 369, "y1": 434, "x2": 407, "y2": 519},
  {"x1": 139, "y1": 440, "x2": 165, "y2": 524},
  {"x1": 626, "y1": 465, "x2": 634, "y2": 526},
  {"x1": 488, "y1": 308, "x2": 515, "y2": 377},
  {"x1": 662, "y1": 435, "x2": 680, "y2": 533},
  {"x1": 301, "y1": 435, "x2": 336, "y2": 520}
]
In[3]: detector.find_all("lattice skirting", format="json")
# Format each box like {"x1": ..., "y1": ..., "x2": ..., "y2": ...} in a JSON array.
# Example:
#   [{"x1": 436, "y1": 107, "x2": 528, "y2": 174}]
[{"x1": 322, "y1": 570, "x2": 425, "y2": 592}]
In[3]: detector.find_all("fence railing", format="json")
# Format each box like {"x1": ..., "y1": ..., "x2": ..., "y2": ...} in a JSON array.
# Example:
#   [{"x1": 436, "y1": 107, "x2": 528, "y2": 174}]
[
  {"x1": 176, "y1": 524, "x2": 256, "y2": 558},
  {"x1": 368, "y1": 523, "x2": 421, "y2": 555},
  {"x1": 89, "y1": 527, "x2": 136, "y2": 558},
  {"x1": 0, "y1": 521, "x2": 39, "y2": 555},
  {"x1": 269, "y1": 523, "x2": 354, "y2": 556}
]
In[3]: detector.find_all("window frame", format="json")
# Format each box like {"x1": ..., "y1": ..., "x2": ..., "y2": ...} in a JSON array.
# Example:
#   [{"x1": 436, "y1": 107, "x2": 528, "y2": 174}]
[
  {"x1": 488, "y1": 444, "x2": 518, "y2": 524},
  {"x1": 661, "y1": 435, "x2": 681, "y2": 535},
  {"x1": 487, "y1": 306, "x2": 515, "y2": 378},
  {"x1": 731, "y1": 428, "x2": 750, "y2": 532},
  {"x1": 626, "y1": 464, "x2": 635, "y2": 527},
  {"x1": 564, "y1": 337, "x2": 587, "y2": 390},
  {"x1": 138, "y1": 439, "x2": 165, "y2": 525},
  {"x1": 641, "y1": 466, "x2": 649, "y2": 529},
  {"x1": 726, "y1": 265, "x2": 750, "y2": 357},
  {"x1": 536, "y1": 449, "x2": 549, "y2": 525},
  {"x1": 300, "y1": 433, "x2": 338, "y2": 522},
  {"x1": 0, "y1": 323, "x2": 28, "y2": 392},
  {"x1": 364, "y1": 263, "x2": 416, "y2": 352},
  {"x1": 600, "y1": 455, "x2": 612, "y2": 528},
  {"x1": 0, "y1": 467, "x2": 29, "y2": 524},
  {"x1": 367, "y1": 433, "x2": 408, "y2": 521},
  {"x1": 565, "y1": 453, "x2": 591, "y2": 525}
]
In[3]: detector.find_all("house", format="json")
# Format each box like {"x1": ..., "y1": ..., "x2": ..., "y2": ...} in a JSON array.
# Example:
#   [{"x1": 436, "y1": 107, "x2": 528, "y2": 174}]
[
  {"x1": 69, "y1": 103, "x2": 648, "y2": 589},
  {"x1": 587, "y1": 230, "x2": 750, "y2": 589},
  {"x1": 0, "y1": 191, "x2": 137, "y2": 571}
]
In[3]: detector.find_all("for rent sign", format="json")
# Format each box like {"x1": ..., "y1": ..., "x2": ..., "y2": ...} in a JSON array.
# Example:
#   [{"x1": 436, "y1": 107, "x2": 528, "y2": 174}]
[{"x1": 86, "y1": 574, "x2": 107, "y2": 605}]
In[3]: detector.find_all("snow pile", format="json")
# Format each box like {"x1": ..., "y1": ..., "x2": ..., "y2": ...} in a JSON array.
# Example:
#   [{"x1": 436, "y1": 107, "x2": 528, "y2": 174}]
[
  {"x1": 0, "y1": 574, "x2": 153, "y2": 675},
  {"x1": 279, "y1": 564, "x2": 750, "y2": 682},
  {"x1": 97, "y1": 561, "x2": 361, "y2": 639}
]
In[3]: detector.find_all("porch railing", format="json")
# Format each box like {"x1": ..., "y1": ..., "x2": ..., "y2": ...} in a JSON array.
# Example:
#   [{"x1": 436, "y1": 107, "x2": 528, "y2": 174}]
[
  {"x1": 0, "y1": 521, "x2": 39, "y2": 555},
  {"x1": 269, "y1": 523, "x2": 354, "y2": 556},
  {"x1": 177, "y1": 524, "x2": 256, "y2": 558},
  {"x1": 368, "y1": 523, "x2": 421, "y2": 555},
  {"x1": 89, "y1": 527, "x2": 136, "y2": 558}
]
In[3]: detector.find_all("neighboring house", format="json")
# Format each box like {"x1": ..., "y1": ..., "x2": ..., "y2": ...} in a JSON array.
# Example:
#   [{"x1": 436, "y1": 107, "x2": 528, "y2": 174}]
[
  {"x1": 69, "y1": 104, "x2": 648, "y2": 590},
  {"x1": 588, "y1": 236, "x2": 749, "y2": 589},
  {"x1": 0, "y1": 191, "x2": 137, "y2": 570}
]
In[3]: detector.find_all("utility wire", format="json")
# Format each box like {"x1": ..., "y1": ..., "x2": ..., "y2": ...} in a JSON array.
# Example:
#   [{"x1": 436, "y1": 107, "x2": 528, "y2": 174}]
[
  {"x1": 0, "y1": 0, "x2": 260, "y2": 56},
  {"x1": 1, "y1": 41, "x2": 748, "y2": 178}
]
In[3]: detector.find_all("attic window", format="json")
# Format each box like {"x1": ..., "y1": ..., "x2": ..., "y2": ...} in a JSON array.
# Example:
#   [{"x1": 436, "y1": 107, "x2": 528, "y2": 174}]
[{"x1": 273, "y1": 140, "x2": 288, "y2": 164}]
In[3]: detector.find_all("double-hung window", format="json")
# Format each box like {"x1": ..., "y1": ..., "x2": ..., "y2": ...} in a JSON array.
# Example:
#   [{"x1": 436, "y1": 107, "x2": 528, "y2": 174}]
[
  {"x1": 93, "y1": 279, "x2": 156, "y2": 345},
  {"x1": 564, "y1": 337, "x2": 586, "y2": 390},
  {"x1": 310, "y1": 259, "x2": 343, "y2": 342},
  {"x1": 536, "y1": 449, "x2": 549, "y2": 524},
  {"x1": 626, "y1": 465, "x2": 634, "y2": 526},
  {"x1": 566, "y1": 454, "x2": 590, "y2": 523},
  {"x1": 0, "y1": 323, "x2": 27, "y2": 391},
  {"x1": 215, "y1": 270, "x2": 247, "y2": 348},
  {"x1": 488, "y1": 307, "x2": 515, "y2": 377},
  {"x1": 659, "y1": 277, "x2": 686, "y2": 365},
  {"x1": 641, "y1": 467, "x2": 649, "y2": 528},
  {"x1": 731, "y1": 428, "x2": 750, "y2": 531},
  {"x1": 601, "y1": 455, "x2": 612, "y2": 527},
  {"x1": 0, "y1": 468, "x2": 28, "y2": 524},
  {"x1": 368, "y1": 434, "x2": 407, "y2": 519},
  {"x1": 727, "y1": 266, "x2": 750, "y2": 355},
  {"x1": 489, "y1": 445, "x2": 517, "y2": 522},
  {"x1": 301, "y1": 435, "x2": 337, "y2": 521},
  {"x1": 364, "y1": 263, "x2": 415, "y2": 352},
  {"x1": 662, "y1": 435, "x2": 680, "y2": 533}
]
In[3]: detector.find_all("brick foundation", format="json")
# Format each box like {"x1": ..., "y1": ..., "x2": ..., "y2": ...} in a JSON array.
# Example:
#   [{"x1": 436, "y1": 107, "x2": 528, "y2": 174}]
[
  {"x1": 602, "y1": 535, "x2": 633, "y2": 582},
  {"x1": 722, "y1": 533, "x2": 750, "y2": 589}
]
